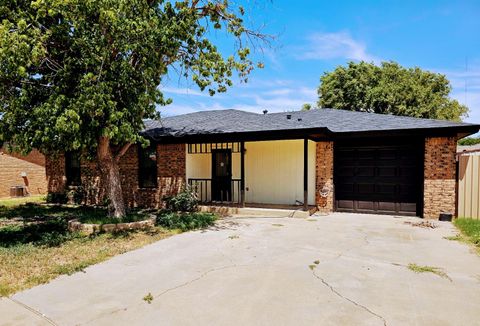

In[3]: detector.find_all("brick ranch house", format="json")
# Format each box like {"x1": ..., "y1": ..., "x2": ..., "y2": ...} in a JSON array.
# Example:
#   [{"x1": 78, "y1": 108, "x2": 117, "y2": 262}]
[
  {"x1": 46, "y1": 109, "x2": 480, "y2": 219},
  {"x1": 0, "y1": 145, "x2": 47, "y2": 197}
]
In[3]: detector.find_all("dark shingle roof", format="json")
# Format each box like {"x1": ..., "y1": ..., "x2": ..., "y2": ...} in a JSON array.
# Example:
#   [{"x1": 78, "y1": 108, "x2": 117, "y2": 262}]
[{"x1": 143, "y1": 108, "x2": 479, "y2": 139}]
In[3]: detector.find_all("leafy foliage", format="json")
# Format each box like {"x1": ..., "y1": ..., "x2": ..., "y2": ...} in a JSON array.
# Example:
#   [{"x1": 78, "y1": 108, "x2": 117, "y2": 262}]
[
  {"x1": 0, "y1": 0, "x2": 262, "y2": 155},
  {"x1": 458, "y1": 137, "x2": 480, "y2": 146},
  {"x1": 0, "y1": 1, "x2": 266, "y2": 217},
  {"x1": 156, "y1": 211, "x2": 216, "y2": 231},
  {"x1": 165, "y1": 187, "x2": 199, "y2": 212},
  {"x1": 318, "y1": 61, "x2": 468, "y2": 121},
  {"x1": 301, "y1": 103, "x2": 312, "y2": 111}
]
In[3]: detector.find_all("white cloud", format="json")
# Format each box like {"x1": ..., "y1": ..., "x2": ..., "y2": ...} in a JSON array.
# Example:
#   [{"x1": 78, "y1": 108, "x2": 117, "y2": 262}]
[
  {"x1": 161, "y1": 86, "x2": 209, "y2": 97},
  {"x1": 158, "y1": 82, "x2": 318, "y2": 117},
  {"x1": 451, "y1": 91, "x2": 480, "y2": 123},
  {"x1": 262, "y1": 88, "x2": 292, "y2": 96},
  {"x1": 297, "y1": 31, "x2": 380, "y2": 63},
  {"x1": 262, "y1": 86, "x2": 317, "y2": 98},
  {"x1": 441, "y1": 65, "x2": 480, "y2": 123},
  {"x1": 159, "y1": 102, "x2": 261, "y2": 117}
]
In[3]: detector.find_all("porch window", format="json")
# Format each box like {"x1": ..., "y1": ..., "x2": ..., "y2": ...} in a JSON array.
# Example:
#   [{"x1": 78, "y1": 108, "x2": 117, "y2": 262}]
[
  {"x1": 188, "y1": 142, "x2": 241, "y2": 154},
  {"x1": 65, "y1": 152, "x2": 81, "y2": 186},
  {"x1": 138, "y1": 145, "x2": 157, "y2": 188}
]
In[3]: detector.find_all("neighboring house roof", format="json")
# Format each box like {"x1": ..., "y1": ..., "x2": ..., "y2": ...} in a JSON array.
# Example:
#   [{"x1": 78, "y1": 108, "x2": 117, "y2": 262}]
[
  {"x1": 457, "y1": 144, "x2": 480, "y2": 154},
  {"x1": 143, "y1": 108, "x2": 479, "y2": 140}
]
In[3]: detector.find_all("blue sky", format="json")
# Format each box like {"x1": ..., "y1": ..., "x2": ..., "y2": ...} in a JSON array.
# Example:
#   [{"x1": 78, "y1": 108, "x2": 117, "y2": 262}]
[{"x1": 160, "y1": 0, "x2": 480, "y2": 123}]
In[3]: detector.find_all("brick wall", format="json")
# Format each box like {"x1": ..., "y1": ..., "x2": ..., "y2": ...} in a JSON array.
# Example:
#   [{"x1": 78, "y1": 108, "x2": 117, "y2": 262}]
[
  {"x1": 45, "y1": 143, "x2": 186, "y2": 208},
  {"x1": 423, "y1": 136, "x2": 457, "y2": 219},
  {"x1": 315, "y1": 141, "x2": 334, "y2": 213},
  {"x1": 0, "y1": 147, "x2": 47, "y2": 197},
  {"x1": 45, "y1": 154, "x2": 66, "y2": 194}
]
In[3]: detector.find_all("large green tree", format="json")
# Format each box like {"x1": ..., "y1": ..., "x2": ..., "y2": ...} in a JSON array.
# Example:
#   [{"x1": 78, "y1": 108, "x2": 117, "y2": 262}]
[
  {"x1": 0, "y1": 0, "x2": 266, "y2": 217},
  {"x1": 317, "y1": 61, "x2": 468, "y2": 121}
]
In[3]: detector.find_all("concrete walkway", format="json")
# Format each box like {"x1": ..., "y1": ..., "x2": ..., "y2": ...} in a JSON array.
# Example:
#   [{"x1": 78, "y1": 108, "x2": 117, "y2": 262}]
[{"x1": 2, "y1": 213, "x2": 480, "y2": 325}]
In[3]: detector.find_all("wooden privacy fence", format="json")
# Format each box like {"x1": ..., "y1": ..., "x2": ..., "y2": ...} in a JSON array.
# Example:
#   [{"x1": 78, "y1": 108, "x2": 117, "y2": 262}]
[{"x1": 458, "y1": 154, "x2": 480, "y2": 219}]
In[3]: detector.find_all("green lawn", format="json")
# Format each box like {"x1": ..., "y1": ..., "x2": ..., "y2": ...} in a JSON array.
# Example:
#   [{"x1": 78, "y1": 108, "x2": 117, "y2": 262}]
[
  {"x1": 0, "y1": 195, "x2": 46, "y2": 207},
  {"x1": 453, "y1": 218, "x2": 480, "y2": 254},
  {"x1": 0, "y1": 199, "x2": 217, "y2": 296}
]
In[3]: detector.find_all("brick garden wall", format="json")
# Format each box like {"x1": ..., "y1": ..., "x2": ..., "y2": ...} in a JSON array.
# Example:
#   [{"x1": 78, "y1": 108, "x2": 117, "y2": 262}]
[
  {"x1": 0, "y1": 147, "x2": 47, "y2": 197},
  {"x1": 45, "y1": 144, "x2": 186, "y2": 208},
  {"x1": 423, "y1": 136, "x2": 457, "y2": 219},
  {"x1": 315, "y1": 141, "x2": 334, "y2": 213}
]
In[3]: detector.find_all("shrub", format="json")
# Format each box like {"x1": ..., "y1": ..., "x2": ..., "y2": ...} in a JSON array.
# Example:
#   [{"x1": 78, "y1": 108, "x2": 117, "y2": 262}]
[
  {"x1": 165, "y1": 188, "x2": 199, "y2": 212},
  {"x1": 156, "y1": 211, "x2": 216, "y2": 231}
]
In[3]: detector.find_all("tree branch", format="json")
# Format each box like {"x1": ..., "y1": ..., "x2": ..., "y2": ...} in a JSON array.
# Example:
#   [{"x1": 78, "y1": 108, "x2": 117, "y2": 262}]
[{"x1": 115, "y1": 142, "x2": 132, "y2": 161}]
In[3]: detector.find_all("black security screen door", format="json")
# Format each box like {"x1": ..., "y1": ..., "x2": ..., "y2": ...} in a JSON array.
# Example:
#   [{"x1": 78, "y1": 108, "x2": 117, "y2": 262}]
[{"x1": 212, "y1": 149, "x2": 232, "y2": 202}]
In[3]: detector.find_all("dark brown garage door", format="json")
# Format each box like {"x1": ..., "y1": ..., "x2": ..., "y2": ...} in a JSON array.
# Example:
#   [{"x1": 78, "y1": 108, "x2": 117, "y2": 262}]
[{"x1": 334, "y1": 139, "x2": 423, "y2": 216}]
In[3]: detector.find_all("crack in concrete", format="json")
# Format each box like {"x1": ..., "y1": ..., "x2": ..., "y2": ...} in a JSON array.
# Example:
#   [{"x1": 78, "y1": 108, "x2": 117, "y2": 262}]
[
  {"x1": 81, "y1": 264, "x2": 251, "y2": 325},
  {"x1": 311, "y1": 270, "x2": 388, "y2": 326},
  {"x1": 7, "y1": 297, "x2": 59, "y2": 326},
  {"x1": 154, "y1": 264, "x2": 241, "y2": 299}
]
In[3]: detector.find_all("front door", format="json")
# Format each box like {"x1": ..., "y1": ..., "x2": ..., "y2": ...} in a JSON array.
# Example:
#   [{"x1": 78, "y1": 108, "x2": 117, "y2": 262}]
[{"x1": 212, "y1": 149, "x2": 232, "y2": 202}]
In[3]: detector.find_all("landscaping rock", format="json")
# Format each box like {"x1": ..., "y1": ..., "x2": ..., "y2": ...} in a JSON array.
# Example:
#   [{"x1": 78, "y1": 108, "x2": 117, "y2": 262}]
[
  {"x1": 67, "y1": 217, "x2": 155, "y2": 235},
  {"x1": 102, "y1": 224, "x2": 116, "y2": 233}
]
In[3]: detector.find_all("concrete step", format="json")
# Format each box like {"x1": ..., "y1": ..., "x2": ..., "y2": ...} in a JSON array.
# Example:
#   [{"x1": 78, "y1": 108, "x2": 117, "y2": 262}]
[{"x1": 198, "y1": 205, "x2": 310, "y2": 218}]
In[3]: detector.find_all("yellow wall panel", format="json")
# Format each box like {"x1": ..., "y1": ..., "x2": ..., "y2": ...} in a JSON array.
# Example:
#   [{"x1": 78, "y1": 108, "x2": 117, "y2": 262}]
[{"x1": 186, "y1": 140, "x2": 317, "y2": 206}]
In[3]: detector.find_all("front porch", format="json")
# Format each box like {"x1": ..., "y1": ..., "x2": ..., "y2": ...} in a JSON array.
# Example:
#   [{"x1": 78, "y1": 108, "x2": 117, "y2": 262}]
[{"x1": 186, "y1": 139, "x2": 317, "y2": 211}]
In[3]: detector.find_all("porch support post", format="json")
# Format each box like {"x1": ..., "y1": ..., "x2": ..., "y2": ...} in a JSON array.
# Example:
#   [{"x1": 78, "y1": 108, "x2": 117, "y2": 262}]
[
  {"x1": 303, "y1": 138, "x2": 308, "y2": 211},
  {"x1": 240, "y1": 141, "x2": 246, "y2": 207}
]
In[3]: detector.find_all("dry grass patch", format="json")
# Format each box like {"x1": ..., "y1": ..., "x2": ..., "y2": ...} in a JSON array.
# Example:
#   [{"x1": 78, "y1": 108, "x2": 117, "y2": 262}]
[{"x1": 0, "y1": 228, "x2": 176, "y2": 296}]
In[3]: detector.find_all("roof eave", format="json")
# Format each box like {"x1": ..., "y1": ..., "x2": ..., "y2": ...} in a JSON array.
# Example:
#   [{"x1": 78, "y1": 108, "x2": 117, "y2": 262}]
[{"x1": 331, "y1": 125, "x2": 480, "y2": 140}]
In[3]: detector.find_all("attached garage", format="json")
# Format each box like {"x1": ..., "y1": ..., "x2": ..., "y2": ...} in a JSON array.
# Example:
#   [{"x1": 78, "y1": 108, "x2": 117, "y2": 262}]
[{"x1": 334, "y1": 138, "x2": 423, "y2": 216}]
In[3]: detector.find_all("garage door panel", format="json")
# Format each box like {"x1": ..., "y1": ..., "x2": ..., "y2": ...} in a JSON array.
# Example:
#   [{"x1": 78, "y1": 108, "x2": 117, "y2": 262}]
[
  {"x1": 358, "y1": 149, "x2": 376, "y2": 159},
  {"x1": 378, "y1": 167, "x2": 396, "y2": 177},
  {"x1": 357, "y1": 167, "x2": 375, "y2": 177},
  {"x1": 376, "y1": 184, "x2": 396, "y2": 195},
  {"x1": 400, "y1": 167, "x2": 417, "y2": 177},
  {"x1": 337, "y1": 200, "x2": 354, "y2": 210},
  {"x1": 378, "y1": 201, "x2": 396, "y2": 211},
  {"x1": 357, "y1": 201, "x2": 375, "y2": 210},
  {"x1": 357, "y1": 183, "x2": 375, "y2": 194},
  {"x1": 399, "y1": 202, "x2": 417, "y2": 212},
  {"x1": 336, "y1": 167, "x2": 355, "y2": 177},
  {"x1": 334, "y1": 140, "x2": 422, "y2": 216},
  {"x1": 378, "y1": 149, "x2": 396, "y2": 160},
  {"x1": 337, "y1": 184, "x2": 354, "y2": 194}
]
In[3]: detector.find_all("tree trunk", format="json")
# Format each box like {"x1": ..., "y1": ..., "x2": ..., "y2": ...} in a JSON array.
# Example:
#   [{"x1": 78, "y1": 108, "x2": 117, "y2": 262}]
[{"x1": 97, "y1": 136, "x2": 126, "y2": 218}]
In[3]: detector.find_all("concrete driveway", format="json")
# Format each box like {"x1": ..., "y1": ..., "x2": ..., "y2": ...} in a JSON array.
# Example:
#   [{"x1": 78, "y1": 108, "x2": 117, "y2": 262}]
[{"x1": 2, "y1": 213, "x2": 480, "y2": 326}]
